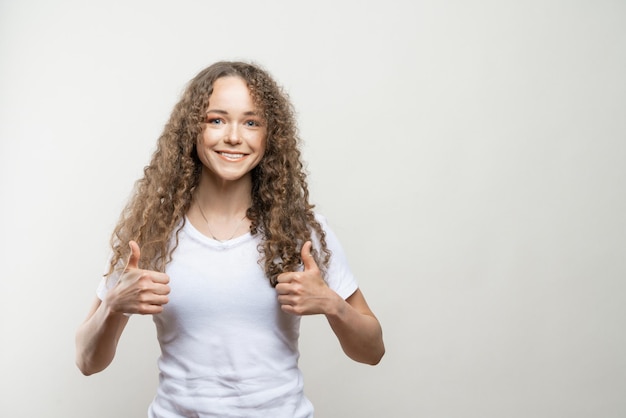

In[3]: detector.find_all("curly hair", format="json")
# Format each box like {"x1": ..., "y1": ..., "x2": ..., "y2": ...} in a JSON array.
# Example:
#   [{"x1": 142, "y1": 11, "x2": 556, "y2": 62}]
[{"x1": 106, "y1": 61, "x2": 330, "y2": 286}]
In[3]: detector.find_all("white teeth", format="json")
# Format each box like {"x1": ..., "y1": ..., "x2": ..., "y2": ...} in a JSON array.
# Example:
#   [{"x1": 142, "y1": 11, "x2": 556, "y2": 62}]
[{"x1": 219, "y1": 152, "x2": 244, "y2": 159}]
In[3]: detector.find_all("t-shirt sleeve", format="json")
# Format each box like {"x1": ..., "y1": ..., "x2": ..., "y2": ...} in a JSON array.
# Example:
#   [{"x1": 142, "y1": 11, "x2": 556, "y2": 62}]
[
  {"x1": 96, "y1": 257, "x2": 122, "y2": 301},
  {"x1": 315, "y1": 214, "x2": 359, "y2": 300}
]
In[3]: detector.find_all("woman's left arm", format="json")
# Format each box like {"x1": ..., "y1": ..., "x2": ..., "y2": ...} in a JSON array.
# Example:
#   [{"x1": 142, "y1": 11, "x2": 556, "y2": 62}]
[
  {"x1": 276, "y1": 242, "x2": 385, "y2": 365},
  {"x1": 325, "y1": 288, "x2": 385, "y2": 365}
]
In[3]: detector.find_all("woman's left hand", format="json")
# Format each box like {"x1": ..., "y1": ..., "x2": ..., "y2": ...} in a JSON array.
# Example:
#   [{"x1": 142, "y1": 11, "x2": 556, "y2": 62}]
[
  {"x1": 277, "y1": 241, "x2": 385, "y2": 364},
  {"x1": 275, "y1": 241, "x2": 342, "y2": 316}
]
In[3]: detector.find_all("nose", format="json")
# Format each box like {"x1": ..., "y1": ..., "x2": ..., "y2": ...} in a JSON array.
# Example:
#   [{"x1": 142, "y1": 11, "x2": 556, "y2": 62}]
[{"x1": 224, "y1": 123, "x2": 242, "y2": 145}]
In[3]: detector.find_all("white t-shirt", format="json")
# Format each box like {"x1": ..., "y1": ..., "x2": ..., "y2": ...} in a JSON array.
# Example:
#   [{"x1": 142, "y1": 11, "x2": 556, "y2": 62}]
[{"x1": 97, "y1": 214, "x2": 358, "y2": 418}]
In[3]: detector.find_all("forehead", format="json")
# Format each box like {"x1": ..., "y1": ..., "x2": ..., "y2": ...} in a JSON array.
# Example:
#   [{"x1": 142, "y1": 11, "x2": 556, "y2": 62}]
[{"x1": 208, "y1": 76, "x2": 254, "y2": 106}]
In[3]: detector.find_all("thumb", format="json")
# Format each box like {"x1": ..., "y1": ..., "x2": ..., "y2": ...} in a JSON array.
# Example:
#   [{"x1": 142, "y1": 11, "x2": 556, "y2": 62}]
[
  {"x1": 301, "y1": 241, "x2": 318, "y2": 271},
  {"x1": 126, "y1": 240, "x2": 141, "y2": 270}
]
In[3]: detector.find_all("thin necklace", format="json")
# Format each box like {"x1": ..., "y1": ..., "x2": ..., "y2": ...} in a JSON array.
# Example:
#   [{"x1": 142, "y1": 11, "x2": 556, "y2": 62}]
[{"x1": 196, "y1": 200, "x2": 248, "y2": 242}]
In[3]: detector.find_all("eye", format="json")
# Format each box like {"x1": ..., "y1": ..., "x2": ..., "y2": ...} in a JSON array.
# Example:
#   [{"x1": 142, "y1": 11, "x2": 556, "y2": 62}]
[
  {"x1": 206, "y1": 117, "x2": 224, "y2": 125},
  {"x1": 245, "y1": 119, "x2": 262, "y2": 127}
]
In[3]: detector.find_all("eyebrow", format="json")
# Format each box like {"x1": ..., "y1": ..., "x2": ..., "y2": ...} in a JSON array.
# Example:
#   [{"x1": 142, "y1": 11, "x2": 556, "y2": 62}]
[{"x1": 206, "y1": 109, "x2": 261, "y2": 116}]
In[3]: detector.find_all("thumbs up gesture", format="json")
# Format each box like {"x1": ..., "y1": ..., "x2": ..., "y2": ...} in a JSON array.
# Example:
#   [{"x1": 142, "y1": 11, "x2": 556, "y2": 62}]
[
  {"x1": 104, "y1": 241, "x2": 171, "y2": 315},
  {"x1": 276, "y1": 241, "x2": 341, "y2": 316}
]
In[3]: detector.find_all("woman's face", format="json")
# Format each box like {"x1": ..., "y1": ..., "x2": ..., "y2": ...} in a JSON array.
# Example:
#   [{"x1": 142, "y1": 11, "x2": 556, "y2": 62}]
[{"x1": 197, "y1": 76, "x2": 267, "y2": 183}]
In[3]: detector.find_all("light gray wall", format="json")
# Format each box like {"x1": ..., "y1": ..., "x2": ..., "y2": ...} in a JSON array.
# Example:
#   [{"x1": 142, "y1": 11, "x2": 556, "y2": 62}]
[{"x1": 1, "y1": 0, "x2": 625, "y2": 417}]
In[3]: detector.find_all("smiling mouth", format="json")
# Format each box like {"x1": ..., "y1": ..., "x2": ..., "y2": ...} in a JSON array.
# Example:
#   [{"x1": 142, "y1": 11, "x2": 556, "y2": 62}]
[{"x1": 218, "y1": 151, "x2": 246, "y2": 160}]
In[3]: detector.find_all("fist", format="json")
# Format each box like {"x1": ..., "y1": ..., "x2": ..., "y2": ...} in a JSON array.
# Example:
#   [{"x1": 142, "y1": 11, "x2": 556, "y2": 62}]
[
  {"x1": 105, "y1": 241, "x2": 170, "y2": 315},
  {"x1": 275, "y1": 241, "x2": 340, "y2": 316}
]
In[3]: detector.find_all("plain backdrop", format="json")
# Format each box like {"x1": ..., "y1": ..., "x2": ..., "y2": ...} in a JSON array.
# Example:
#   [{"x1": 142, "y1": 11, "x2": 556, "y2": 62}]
[{"x1": 1, "y1": 0, "x2": 625, "y2": 417}]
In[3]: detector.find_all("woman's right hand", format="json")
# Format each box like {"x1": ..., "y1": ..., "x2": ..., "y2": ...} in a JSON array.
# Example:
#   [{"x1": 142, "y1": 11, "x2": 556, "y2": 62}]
[{"x1": 104, "y1": 240, "x2": 170, "y2": 315}]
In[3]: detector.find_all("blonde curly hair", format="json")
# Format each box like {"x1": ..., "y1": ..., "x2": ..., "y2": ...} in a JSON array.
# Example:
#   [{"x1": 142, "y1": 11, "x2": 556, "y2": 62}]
[{"x1": 107, "y1": 61, "x2": 330, "y2": 285}]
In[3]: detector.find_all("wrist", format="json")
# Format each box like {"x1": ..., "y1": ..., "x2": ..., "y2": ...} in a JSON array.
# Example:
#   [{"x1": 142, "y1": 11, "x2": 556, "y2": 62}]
[
  {"x1": 324, "y1": 292, "x2": 347, "y2": 319},
  {"x1": 101, "y1": 296, "x2": 126, "y2": 318}
]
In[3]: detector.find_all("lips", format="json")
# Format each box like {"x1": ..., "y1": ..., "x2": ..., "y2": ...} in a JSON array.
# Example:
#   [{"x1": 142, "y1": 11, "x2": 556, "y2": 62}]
[{"x1": 218, "y1": 151, "x2": 246, "y2": 160}]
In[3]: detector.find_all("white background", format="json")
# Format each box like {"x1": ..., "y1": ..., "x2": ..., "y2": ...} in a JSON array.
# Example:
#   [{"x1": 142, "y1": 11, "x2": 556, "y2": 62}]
[{"x1": 1, "y1": 1, "x2": 625, "y2": 417}]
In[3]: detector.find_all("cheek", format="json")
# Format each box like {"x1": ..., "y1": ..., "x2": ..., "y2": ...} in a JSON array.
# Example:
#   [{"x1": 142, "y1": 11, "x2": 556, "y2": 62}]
[
  {"x1": 200, "y1": 128, "x2": 215, "y2": 145},
  {"x1": 195, "y1": 133, "x2": 205, "y2": 157},
  {"x1": 196, "y1": 131, "x2": 214, "y2": 161},
  {"x1": 258, "y1": 131, "x2": 268, "y2": 153}
]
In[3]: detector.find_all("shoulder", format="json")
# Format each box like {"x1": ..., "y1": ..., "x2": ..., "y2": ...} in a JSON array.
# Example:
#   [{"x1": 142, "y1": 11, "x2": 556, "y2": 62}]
[
  {"x1": 313, "y1": 212, "x2": 329, "y2": 228},
  {"x1": 310, "y1": 212, "x2": 333, "y2": 244},
  {"x1": 312, "y1": 212, "x2": 342, "y2": 245},
  {"x1": 312, "y1": 213, "x2": 358, "y2": 298}
]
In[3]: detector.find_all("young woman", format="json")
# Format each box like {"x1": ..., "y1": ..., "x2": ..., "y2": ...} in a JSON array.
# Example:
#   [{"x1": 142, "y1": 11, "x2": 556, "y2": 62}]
[{"x1": 76, "y1": 61, "x2": 384, "y2": 417}]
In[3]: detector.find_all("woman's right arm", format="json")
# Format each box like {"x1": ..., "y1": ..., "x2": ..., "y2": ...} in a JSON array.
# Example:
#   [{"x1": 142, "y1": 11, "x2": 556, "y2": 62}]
[
  {"x1": 75, "y1": 241, "x2": 170, "y2": 375},
  {"x1": 75, "y1": 298, "x2": 130, "y2": 375}
]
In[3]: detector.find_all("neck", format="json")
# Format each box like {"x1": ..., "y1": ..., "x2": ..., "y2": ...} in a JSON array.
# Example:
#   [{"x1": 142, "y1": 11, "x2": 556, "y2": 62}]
[
  {"x1": 189, "y1": 170, "x2": 253, "y2": 242},
  {"x1": 194, "y1": 170, "x2": 253, "y2": 217}
]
